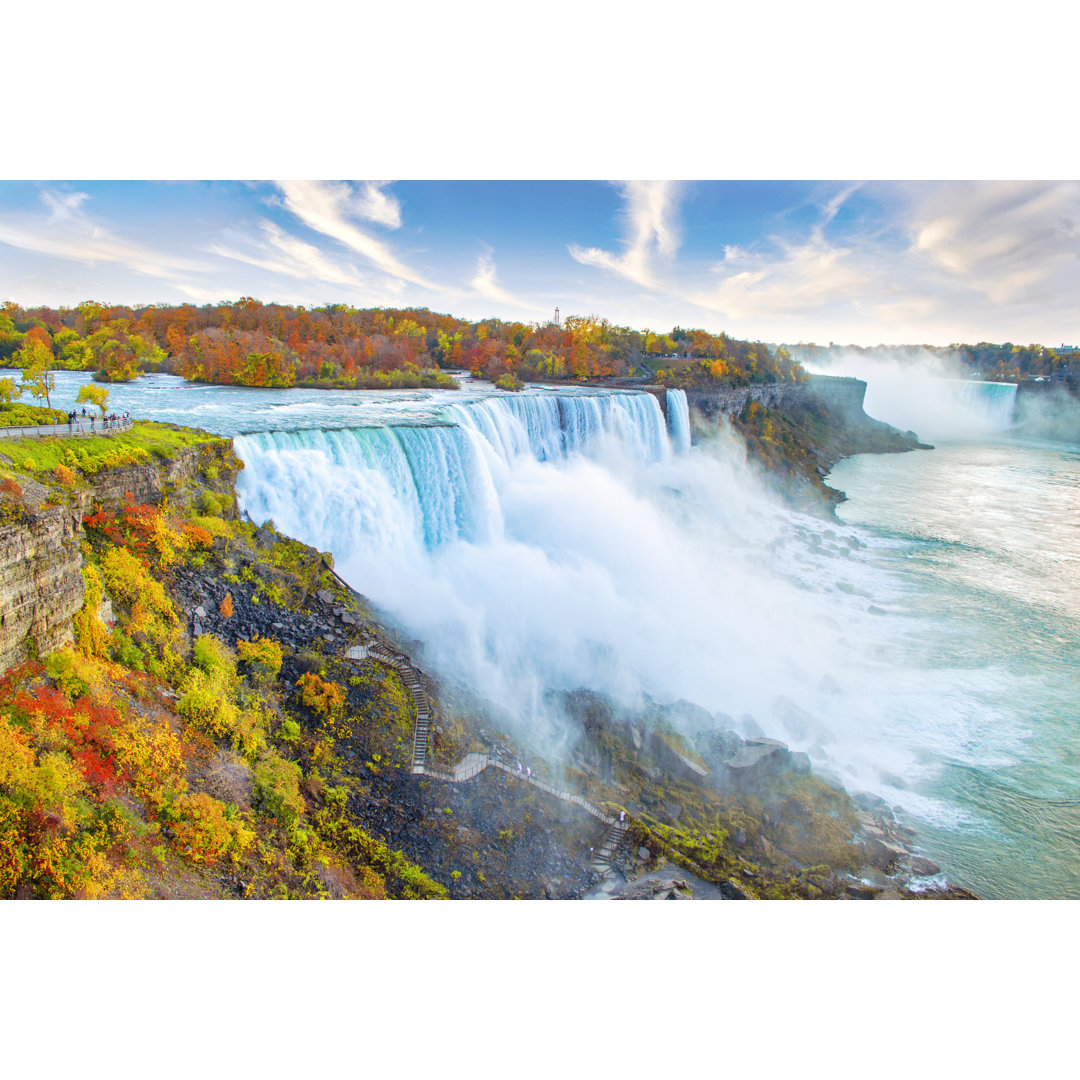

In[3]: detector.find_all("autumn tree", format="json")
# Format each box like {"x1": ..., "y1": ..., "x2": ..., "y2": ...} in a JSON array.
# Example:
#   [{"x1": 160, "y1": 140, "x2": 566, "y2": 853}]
[
  {"x1": 17, "y1": 331, "x2": 56, "y2": 409},
  {"x1": 76, "y1": 383, "x2": 110, "y2": 418}
]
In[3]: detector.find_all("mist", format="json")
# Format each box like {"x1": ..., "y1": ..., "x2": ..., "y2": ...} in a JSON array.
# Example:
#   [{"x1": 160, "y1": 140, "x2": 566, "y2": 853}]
[
  {"x1": 232, "y1": 389, "x2": 983, "y2": 807},
  {"x1": 794, "y1": 346, "x2": 1018, "y2": 442}
]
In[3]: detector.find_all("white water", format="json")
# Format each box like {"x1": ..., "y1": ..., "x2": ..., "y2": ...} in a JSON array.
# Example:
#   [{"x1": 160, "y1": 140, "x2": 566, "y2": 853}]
[
  {"x1": 794, "y1": 350, "x2": 1018, "y2": 441},
  {"x1": 666, "y1": 389, "x2": 692, "y2": 454},
  {"x1": 27, "y1": 368, "x2": 1078, "y2": 896},
  {"x1": 234, "y1": 389, "x2": 877, "y2": 755}
]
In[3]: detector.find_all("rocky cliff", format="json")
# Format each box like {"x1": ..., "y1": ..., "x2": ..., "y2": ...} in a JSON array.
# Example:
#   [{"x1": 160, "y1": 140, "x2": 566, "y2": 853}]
[
  {"x1": 0, "y1": 439, "x2": 240, "y2": 671},
  {"x1": 657, "y1": 374, "x2": 929, "y2": 512}
]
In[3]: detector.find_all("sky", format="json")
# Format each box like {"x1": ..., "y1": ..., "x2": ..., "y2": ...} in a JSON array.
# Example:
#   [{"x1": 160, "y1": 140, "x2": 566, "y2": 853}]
[{"x1": 3, "y1": 178, "x2": 1079, "y2": 348}]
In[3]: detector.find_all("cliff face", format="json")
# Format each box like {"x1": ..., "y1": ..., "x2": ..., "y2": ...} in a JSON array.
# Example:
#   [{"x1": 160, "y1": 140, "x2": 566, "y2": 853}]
[
  {"x1": 670, "y1": 374, "x2": 888, "y2": 428},
  {"x1": 0, "y1": 442, "x2": 239, "y2": 672},
  {"x1": 661, "y1": 374, "x2": 928, "y2": 513}
]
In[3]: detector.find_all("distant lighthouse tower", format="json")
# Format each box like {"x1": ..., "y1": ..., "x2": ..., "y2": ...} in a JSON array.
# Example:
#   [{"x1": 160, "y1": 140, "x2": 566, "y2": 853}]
[{"x1": 554, "y1": 306, "x2": 561, "y2": 327}]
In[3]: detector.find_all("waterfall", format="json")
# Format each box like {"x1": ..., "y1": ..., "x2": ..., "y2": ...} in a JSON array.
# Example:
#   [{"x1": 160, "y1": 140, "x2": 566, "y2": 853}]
[
  {"x1": 235, "y1": 390, "x2": 673, "y2": 557},
  {"x1": 666, "y1": 389, "x2": 691, "y2": 453},
  {"x1": 233, "y1": 385, "x2": 821, "y2": 731}
]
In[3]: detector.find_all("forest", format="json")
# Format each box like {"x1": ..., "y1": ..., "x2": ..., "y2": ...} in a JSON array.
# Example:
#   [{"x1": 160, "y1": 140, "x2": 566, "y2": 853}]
[{"x1": 0, "y1": 299, "x2": 803, "y2": 390}]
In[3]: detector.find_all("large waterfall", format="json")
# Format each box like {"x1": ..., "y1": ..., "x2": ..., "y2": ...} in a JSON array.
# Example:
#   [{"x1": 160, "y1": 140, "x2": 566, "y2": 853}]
[{"x1": 235, "y1": 387, "x2": 864, "y2": 749}]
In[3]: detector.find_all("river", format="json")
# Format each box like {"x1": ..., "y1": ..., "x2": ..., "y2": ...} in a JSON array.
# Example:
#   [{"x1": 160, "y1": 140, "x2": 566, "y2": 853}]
[{"x1": 15, "y1": 368, "x2": 1079, "y2": 898}]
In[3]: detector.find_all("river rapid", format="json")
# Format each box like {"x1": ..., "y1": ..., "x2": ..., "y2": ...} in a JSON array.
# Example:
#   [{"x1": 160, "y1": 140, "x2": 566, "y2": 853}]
[{"x1": 19, "y1": 368, "x2": 1080, "y2": 898}]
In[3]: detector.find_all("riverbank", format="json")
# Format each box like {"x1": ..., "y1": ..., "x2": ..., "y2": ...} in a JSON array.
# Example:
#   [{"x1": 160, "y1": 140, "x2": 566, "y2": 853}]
[{"x1": 0, "y1": 411, "x2": 975, "y2": 897}]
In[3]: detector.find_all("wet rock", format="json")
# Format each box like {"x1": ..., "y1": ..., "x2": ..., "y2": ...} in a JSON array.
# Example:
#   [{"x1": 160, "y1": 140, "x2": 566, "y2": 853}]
[
  {"x1": 316, "y1": 589, "x2": 334, "y2": 604},
  {"x1": 638, "y1": 846, "x2": 650, "y2": 861},
  {"x1": 908, "y1": 855, "x2": 941, "y2": 876},
  {"x1": 733, "y1": 827, "x2": 747, "y2": 846},
  {"x1": 719, "y1": 879, "x2": 752, "y2": 900},
  {"x1": 614, "y1": 877, "x2": 692, "y2": 900},
  {"x1": 865, "y1": 837, "x2": 907, "y2": 872},
  {"x1": 846, "y1": 883, "x2": 882, "y2": 899},
  {"x1": 194, "y1": 605, "x2": 207, "y2": 619}
]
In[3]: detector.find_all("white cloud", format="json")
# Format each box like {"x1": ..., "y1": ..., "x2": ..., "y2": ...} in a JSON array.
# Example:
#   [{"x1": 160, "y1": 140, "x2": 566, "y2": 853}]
[
  {"x1": 353, "y1": 181, "x2": 402, "y2": 229},
  {"x1": 274, "y1": 180, "x2": 440, "y2": 289},
  {"x1": 905, "y1": 180, "x2": 1080, "y2": 304},
  {"x1": 0, "y1": 187, "x2": 208, "y2": 279},
  {"x1": 470, "y1": 247, "x2": 535, "y2": 310},
  {"x1": 694, "y1": 232, "x2": 867, "y2": 320},
  {"x1": 211, "y1": 219, "x2": 370, "y2": 289},
  {"x1": 568, "y1": 180, "x2": 682, "y2": 288},
  {"x1": 41, "y1": 189, "x2": 90, "y2": 221}
]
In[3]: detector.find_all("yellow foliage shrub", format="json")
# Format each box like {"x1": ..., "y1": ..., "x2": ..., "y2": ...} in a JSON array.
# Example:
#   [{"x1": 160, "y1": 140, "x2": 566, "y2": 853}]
[
  {"x1": 236, "y1": 637, "x2": 283, "y2": 683},
  {"x1": 171, "y1": 792, "x2": 254, "y2": 864},
  {"x1": 73, "y1": 565, "x2": 110, "y2": 658},
  {"x1": 54, "y1": 463, "x2": 77, "y2": 486},
  {"x1": 100, "y1": 547, "x2": 174, "y2": 619}
]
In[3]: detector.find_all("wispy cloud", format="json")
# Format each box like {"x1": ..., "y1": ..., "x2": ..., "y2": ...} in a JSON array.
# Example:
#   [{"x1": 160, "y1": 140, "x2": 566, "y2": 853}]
[
  {"x1": 354, "y1": 181, "x2": 402, "y2": 229},
  {"x1": 694, "y1": 233, "x2": 866, "y2": 320},
  {"x1": 210, "y1": 219, "x2": 370, "y2": 289},
  {"x1": 569, "y1": 180, "x2": 682, "y2": 288},
  {"x1": 694, "y1": 186, "x2": 868, "y2": 320},
  {"x1": 470, "y1": 247, "x2": 536, "y2": 310},
  {"x1": 0, "y1": 187, "x2": 208, "y2": 280},
  {"x1": 905, "y1": 180, "x2": 1080, "y2": 303},
  {"x1": 274, "y1": 181, "x2": 440, "y2": 289}
]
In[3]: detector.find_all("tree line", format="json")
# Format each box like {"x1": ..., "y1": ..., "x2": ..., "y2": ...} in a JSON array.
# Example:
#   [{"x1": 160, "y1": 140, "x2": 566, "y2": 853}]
[
  {"x1": 791, "y1": 340, "x2": 1080, "y2": 382},
  {"x1": 0, "y1": 299, "x2": 804, "y2": 390}
]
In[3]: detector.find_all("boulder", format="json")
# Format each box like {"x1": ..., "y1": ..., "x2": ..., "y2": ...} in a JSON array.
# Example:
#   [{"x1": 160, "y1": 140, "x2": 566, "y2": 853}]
[
  {"x1": 724, "y1": 739, "x2": 790, "y2": 791},
  {"x1": 908, "y1": 855, "x2": 941, "y2": 876},
  {"x1": 316, "y1": 589, "x2": 334, "y2": 604},
  {"x1": 719, "y1": 879, "x2": 752, "y2": 900},
  {"x1": 846, "y1": 883, "x2": 882, "y2": 900},
  {"x1": 864, "y1": 837, "x2": 907, "y2": 872}
]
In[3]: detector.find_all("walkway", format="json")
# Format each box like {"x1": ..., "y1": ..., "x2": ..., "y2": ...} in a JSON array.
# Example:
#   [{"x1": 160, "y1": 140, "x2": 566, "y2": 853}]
[
  {"x1": 344, "y1": 639, "x2": 631, "y2": 876},
  {"x1": 0, "y1": 416, "x2": 134, "y2": 441}
]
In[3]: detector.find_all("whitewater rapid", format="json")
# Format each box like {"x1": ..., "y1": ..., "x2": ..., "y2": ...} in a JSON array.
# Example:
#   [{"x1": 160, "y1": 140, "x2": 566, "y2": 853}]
[
  {"x1": 233, "y1": 387, "x2": 943, "y2": 796},
  {"x1": 26, "y1": 366, "x2": 1074, "y2": 896}
]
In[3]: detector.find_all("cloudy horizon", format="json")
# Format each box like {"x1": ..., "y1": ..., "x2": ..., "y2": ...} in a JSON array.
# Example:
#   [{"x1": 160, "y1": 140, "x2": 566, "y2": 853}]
[{"x1": 2, "y1": 179, "x2": 1078, "y2": 349}]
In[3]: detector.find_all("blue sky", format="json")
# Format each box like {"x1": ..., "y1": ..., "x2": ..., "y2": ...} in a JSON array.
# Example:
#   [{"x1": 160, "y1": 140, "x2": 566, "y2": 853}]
[{"x1": 3, "y1": 178, "x2": 1079, "y2": 347}]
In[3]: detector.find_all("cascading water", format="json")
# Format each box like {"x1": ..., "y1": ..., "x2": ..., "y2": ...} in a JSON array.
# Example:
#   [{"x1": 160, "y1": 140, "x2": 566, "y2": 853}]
[
  {"x1": 666, "y1": 389, "x2": 692, "y2": 454},
  {"x1": 235, "y1": 388, "x2": 863, "y2": 746},
  {"x1": 26, "y1": 367, "x2": 1077, "y2": 896}
]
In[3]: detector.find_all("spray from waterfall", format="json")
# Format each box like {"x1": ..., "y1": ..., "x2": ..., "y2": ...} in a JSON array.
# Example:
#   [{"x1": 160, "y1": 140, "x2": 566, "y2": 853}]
[
  {"x1": 234, "y1": 385, "x2": 1002, "y2": 813},
  {"x1": 794, "y1": 347, "x2": 1018, "y2": 441}
]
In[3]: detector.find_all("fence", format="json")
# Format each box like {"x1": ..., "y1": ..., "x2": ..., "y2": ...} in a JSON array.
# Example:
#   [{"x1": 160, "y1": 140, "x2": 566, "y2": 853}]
[{"x1": 0, "y1": 417, "x2": 134, "y2": 440}]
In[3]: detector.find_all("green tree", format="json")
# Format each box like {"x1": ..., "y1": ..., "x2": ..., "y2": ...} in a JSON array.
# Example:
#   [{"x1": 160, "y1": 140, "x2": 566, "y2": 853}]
[
  {"x1": 76, "y1": 382, "x2": 110, "y2": 418},
  {"x1": 0, "y1": 377, "x2": 22, "y2": 403}
]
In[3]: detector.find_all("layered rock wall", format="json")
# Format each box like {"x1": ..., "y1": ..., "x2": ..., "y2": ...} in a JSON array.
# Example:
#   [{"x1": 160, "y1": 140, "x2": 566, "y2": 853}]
[{"x1": 0, "y1": 442, "x2": 239, "y2": 672}]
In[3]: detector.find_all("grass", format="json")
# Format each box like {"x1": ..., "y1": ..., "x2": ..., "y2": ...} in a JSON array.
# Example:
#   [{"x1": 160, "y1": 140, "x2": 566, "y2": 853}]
[{"x1": 0, "y1": 420, "x2": 231, "y2": 477}]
